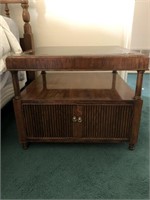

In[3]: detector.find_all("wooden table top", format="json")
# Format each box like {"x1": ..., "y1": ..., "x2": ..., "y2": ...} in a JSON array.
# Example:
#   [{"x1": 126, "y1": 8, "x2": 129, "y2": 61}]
[{"x1": 6, "y1": 46, "x2": 149, "y2": 71}]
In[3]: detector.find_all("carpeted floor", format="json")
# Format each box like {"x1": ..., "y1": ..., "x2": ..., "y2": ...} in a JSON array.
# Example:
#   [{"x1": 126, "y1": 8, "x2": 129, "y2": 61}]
[{"x1": 1, "y1": 74, "x2": 150, "y2": 199}]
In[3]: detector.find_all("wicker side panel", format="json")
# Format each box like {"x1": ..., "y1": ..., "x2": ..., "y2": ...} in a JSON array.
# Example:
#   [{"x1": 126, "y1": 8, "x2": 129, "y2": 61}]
[
  {"x1": 22, "y1": 104, "x2": 73, "y2": 138},
  {"x1": 82, "y1": 104, "x2": 133, "y2": 139}
]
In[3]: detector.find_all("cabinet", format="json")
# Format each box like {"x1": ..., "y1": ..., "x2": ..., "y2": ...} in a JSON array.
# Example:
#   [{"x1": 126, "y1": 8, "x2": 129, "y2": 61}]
[
  {"x1": 22, "y1": 103, "x2": 133, "y2": 141},
  {"x1": 6, "y1": 46, "x2": 149, "y2": 150}
]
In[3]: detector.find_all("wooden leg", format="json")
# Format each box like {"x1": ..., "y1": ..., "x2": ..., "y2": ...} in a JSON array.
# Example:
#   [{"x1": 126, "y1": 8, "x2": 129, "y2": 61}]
[
  {"x1": 128, "y1": 144, "x2": 135, "y2": 150},
  {"x1": 112, "y1": 71, "x2": 117, "y2": 90},
  {"x1": 129, "y1": 99, "x2": 143, "y2": 149},
  {"x1": 22, "y1": 142, "x2": 29, "y2": 150},
  {"x1": 42, "y1": 71, "x2": 47, "y2": 89},
  {"x1": 11, "y1": 71, "x2": 20, "y2": 99},
  {"x1": 13, "y1": 99, "x2": 27, "y2": 149},
  {"x1": 129, "y1": 70, "x2": 145, "y2": 150},
  {"x1": 134, "y1": 70, "x2": 144, "y2": 100},
  {"x1": 12, "y1": 72, "x2": 27, "y2": 149}
]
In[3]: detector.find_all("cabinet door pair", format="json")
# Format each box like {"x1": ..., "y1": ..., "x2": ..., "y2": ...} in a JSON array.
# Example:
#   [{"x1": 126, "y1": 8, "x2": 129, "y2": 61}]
[{"x1": 22, "y1": 103, "x2": 133, "y2": 140}]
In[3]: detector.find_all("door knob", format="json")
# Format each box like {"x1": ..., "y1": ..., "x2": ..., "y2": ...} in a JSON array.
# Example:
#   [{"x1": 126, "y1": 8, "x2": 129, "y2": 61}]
[
  {"x1": 78, "y1": 116, "x2": 82, "y2": 123},
  {"x1": 72, "y1": 116, "x2": 77, "y2": 122}
]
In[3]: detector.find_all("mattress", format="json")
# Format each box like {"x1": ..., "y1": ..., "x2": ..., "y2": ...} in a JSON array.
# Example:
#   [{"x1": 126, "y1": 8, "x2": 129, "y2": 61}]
[{"x1": 0, "y1": 15, "x2": 26, "y2": 108}]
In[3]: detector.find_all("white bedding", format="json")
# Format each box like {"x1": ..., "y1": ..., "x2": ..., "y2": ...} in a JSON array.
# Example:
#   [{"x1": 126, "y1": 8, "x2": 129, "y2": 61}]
[{"x1": 0, "y1": 15, "x2": 26, "y2": 108}]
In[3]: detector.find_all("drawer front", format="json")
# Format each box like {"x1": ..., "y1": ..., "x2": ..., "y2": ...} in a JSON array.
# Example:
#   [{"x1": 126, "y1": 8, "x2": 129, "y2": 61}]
[
  {"x1": 82, "y1": 104, "x2": 134, "y2": 139},
  {"x1": 22, "y1": 104, "x2": 74, "y2": 138}
]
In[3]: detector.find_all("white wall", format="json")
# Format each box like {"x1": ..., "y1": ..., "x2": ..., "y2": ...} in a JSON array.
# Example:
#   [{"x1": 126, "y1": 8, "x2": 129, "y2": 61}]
[
  {"x1": 131, "y1": 0, "x2": 150, "y2": 49},
  {"x1": 0, "y1": 0, "x2": 135, "y2": 48}
]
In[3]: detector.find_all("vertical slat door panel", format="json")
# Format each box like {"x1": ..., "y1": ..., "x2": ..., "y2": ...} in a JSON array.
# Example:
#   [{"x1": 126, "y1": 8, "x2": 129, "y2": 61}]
[
  {"x1": 82, "y1": 104, "x2": 134, "y2": 139},
  {"x1": 22, "y1": 104, "x2": 74, "y2": 138}
]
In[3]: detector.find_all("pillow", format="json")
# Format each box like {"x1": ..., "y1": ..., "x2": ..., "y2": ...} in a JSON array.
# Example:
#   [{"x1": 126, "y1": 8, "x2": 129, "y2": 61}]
[
  {"x1": 0, "y1": 15, "x2": 22, "y2": 74},
  {"x1": 0, "y1": 52, "x2": 11, "y2": 74},
  {"x1": 3, "y1": 16, "x2": 19, "y2": 41},
  {"x1": 0, "y1": 25, "x2": 11, "y2": 57}
]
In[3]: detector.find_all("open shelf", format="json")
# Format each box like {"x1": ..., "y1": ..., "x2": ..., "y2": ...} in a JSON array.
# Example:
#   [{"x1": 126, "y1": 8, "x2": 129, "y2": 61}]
[{"x1": 21, "y1": 72, "x2": 135, "y2": 102}]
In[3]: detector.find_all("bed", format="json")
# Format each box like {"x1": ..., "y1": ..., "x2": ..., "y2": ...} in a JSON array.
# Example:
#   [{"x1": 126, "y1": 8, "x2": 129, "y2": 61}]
[{"x1": 0, "y1": 0, "x2": 34, "y2": 108}]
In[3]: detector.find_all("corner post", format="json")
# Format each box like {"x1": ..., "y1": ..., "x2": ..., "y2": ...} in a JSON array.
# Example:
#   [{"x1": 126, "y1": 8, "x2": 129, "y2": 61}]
[
  {"x1": 11, "y1": 71, "x2": 20, "y2": 99},
  {"x1": 129, "y1": 70, "x2": 144, "y2": 150},
  {"x1": 134, "y1": 70, "x2": 144, "y2": 100},
  {"x1": 4, "y1": 3, "x2": 10, "y2": 17},
  {"x1": 11, "y1": 71, "x2": 28, "y2": 149}
]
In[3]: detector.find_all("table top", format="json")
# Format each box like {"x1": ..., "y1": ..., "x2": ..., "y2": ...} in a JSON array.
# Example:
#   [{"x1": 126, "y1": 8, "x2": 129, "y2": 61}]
[
  {"x1": 23, "y1": 46, "x2": 143, "y2": 56},
  {"x1": 6, "y1": 46, "x2": 149, "y2": 71}
]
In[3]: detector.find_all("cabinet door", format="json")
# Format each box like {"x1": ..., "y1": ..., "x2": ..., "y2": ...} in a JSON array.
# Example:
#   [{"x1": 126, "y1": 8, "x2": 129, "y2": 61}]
[
  {"x1": 82, "y1": 104, "x2": 133, "y2": 139},
  {"x1": 22, "y1": 104, "x2": 74, "y2": 138}
]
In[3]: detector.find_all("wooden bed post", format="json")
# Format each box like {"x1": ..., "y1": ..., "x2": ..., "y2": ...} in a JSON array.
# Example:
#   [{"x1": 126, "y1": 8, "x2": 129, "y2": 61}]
[
  {"x1": 0, "y1": 0, "x2": 36, "y2": 82},
  {"x1": 21, "y1": 0, "x2": 35, "y2": 83},
  {"x1": 4, "y1": 3, "x2": 10, "y2": 16},
  {"x1": 20, "y1": 0, "x2": 34, "y2": 51}
]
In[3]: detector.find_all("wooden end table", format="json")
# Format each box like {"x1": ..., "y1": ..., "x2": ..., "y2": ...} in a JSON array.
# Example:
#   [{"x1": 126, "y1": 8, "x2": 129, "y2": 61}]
[{"x1": 6, "y1": 46, "x2": 149, "y2": 150}]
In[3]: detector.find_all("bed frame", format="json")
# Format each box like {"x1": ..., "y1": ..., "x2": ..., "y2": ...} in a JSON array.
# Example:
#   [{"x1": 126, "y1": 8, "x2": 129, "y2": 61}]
[{"x1": 0, "y1": 0, "x2": 35, "y2": 82}]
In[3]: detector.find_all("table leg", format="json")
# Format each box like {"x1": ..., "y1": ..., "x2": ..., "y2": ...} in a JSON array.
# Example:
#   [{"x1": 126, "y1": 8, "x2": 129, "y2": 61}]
[
  {"x1": 11, "y1": 71, "x2": 20, "y2": 99},
  {"x1": 128, "y1": 70, "x2": 145, "y2": 150},
  {"x1": 22, "y1": 142, "x2": 29, "y2": 150},
  {"x1": 11, "y1": 71, "x2": 28, "y2": 149},
  {"x1": 128, "y1": 144, "x2": 135, "y2": 150},
  {"x1": 42, "y1": 71, "x2": 47, "y2": 89},
  {"x1": 112, "y1": 71, "x2": 117, "y2": 90},
  {"x1": 134, "y1": 70, "x2": 144, "y2": 99}
]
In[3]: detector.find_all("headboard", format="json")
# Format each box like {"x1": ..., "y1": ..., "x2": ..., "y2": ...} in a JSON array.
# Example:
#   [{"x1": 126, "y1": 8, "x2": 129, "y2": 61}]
[{"x1": 0, "y1": 0, "x2": 35, "y2": 81}]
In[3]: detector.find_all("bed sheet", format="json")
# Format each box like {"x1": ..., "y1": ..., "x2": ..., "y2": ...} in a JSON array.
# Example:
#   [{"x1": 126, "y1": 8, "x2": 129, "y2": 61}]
[{"x1": 0, "y1": 15, "x2": 26, "y2": 108}]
